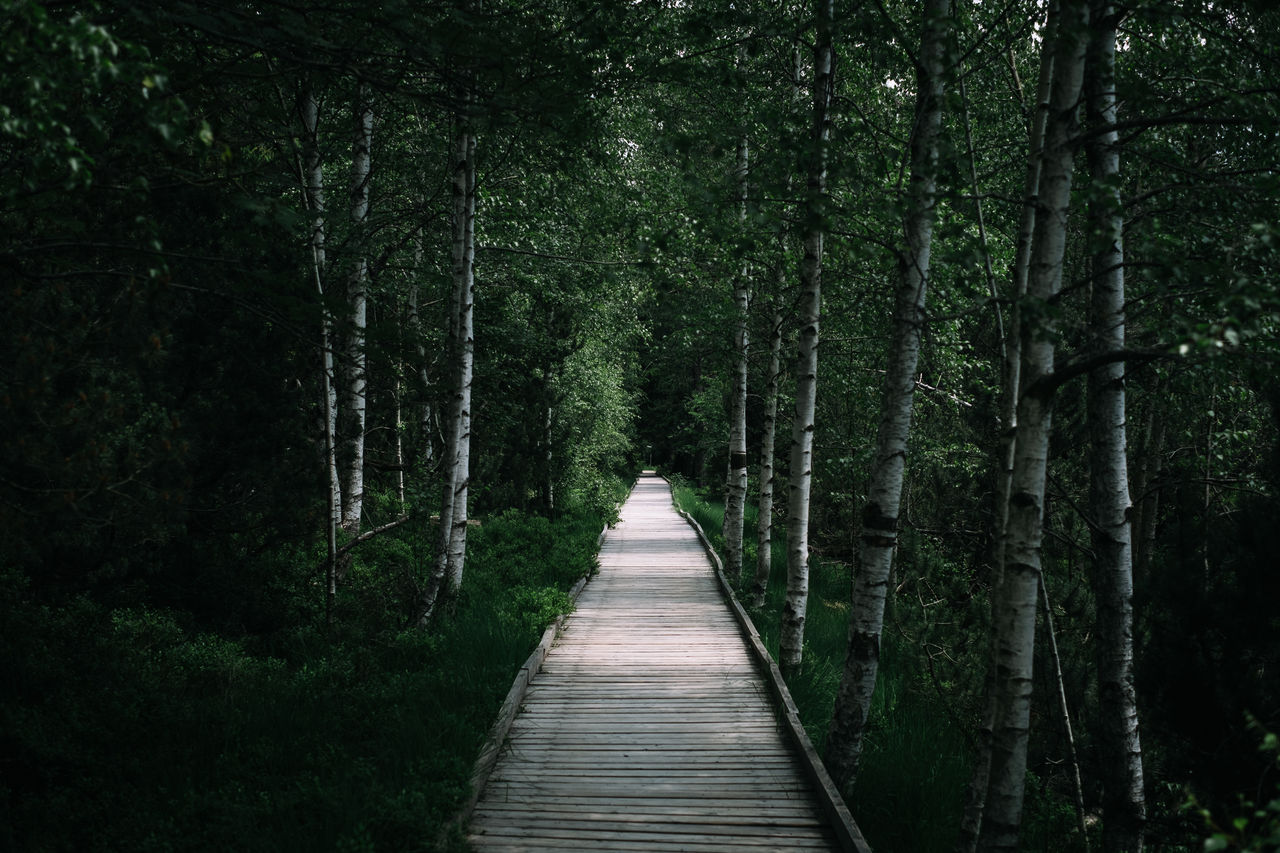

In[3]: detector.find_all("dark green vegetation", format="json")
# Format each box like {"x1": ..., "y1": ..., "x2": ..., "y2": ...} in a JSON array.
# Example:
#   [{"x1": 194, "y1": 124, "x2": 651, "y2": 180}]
[
  {"x1": 0, "y1": 506, "x2": 620, "y2": 852},
  {"x1": 673, "y1": 474, "x2": 1280, "y2": 853},
  {"x1": 2, "y1": 0, "x2": 1279, "y2": 850}
]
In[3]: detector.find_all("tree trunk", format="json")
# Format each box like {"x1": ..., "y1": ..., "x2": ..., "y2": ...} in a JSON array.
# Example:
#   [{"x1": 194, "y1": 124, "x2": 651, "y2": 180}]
[
  {"x1": 824, "y1": 0, "x2": 951, "y2": 790},
  {"x1": 418, "y1": 111, "x2": 477, "y2": 625},
  {"x1": 958, "y1": 3, "x2": 1059, "y2": 848},
  {"x1": 724, "y1": 130, "x2": 751, "y2": 584},
  {"x1": 779, "y1": 0, "x2": 834, "y2": 678},
  {"x1": 340, "y1": 86, "x2": 373, "y2": 537},
  {"x1": 1086, "y1": 3, "x2": 1146, "y2": 848},
  {"x1": 751, "y1": 305, "x2": 784, "y2": 608},
  {"x1": 445, "y1": 117, "x2": 477, "y2": 594},
  {"x1": 407, "y1": 238, "x2": 437, "y2": 470},
  {"x1": 978, "y1": 2, "x2": 1090, "y2": 849},
  {"x1": 1130, "y1": 393, "x2": 1164, "y2": 585},
  {"x1": 301, "y1": 86, "x2": 341, "y2": 626}
]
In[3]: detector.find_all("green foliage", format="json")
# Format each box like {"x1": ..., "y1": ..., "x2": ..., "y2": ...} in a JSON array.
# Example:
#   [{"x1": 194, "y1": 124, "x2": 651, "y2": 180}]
[
  {"x1": 0, "y1": 506, "x2": 612, "y2": 850},
  {"x1": 1187, "y1": 718, "x2": 1280, "y2": 852},
  {"x1": 670, "y1": 486, "x2": 974, "y2": 852}
]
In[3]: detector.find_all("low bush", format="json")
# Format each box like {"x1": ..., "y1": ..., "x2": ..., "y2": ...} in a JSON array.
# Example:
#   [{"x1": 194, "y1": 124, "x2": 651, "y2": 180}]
[{"x1": 0, "y1": 501, "x2": 616, "y2": 852}]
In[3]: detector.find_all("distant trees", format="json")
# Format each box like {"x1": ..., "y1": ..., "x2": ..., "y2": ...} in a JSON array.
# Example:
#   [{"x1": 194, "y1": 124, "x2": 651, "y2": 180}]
[
  {"x1": 4, "y1": 0, "x2": 1278, "y2": 848},
  {"x1": 639, "y1": 0, "x2": 1277, "y2": 849}
]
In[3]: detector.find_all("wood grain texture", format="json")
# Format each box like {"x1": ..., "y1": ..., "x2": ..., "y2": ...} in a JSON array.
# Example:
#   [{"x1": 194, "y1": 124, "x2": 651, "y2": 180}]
[{"x1": 467, "y1": 474, "x2": 854, "y2": 852}]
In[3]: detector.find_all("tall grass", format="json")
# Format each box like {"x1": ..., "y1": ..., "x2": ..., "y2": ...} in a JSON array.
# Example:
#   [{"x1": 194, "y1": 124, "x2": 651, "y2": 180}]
[
  {"x1": 670, "y1": 481, "x2": 971, "y2": 853},
  {"x1": 0, "y1": 504, "x2": 614, "y2": 852}
]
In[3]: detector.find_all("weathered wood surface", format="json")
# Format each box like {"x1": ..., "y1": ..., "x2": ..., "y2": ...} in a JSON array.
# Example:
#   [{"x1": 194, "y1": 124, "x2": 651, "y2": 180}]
[{"x1": 468, "y1": 473, "x2": 849, "y2": 852}]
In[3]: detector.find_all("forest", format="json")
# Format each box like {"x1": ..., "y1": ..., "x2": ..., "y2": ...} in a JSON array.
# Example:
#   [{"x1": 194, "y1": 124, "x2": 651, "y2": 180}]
[{"x1": 1, "y1": 0, "x2": 1278, "y2": 850}]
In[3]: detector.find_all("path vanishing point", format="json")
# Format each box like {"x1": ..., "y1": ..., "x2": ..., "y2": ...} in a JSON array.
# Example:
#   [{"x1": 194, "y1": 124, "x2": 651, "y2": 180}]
[{"x1": 467, "y1": 472, "x2": 870, "y2": 852}]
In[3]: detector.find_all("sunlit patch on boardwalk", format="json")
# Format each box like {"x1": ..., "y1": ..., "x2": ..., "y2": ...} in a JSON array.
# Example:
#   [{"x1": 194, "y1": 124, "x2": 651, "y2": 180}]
[{"x1": 467, "y1": 474, "x2": 843, "y2": 852}]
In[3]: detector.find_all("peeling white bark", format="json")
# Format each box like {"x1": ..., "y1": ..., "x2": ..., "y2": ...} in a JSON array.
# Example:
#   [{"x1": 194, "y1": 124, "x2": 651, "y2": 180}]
[
  {"x1": 780, "y1": 0, "x2": 834, "y2": 678},
  {"x1": 301, "y1": 87, "x2": 341, "y2": 623},
  {"x1": 1086, "y1": 4, "x2": 1146, "y2": 849},
  {"x1": 960, "y1": 3, "x2": 1060, "y2": 847},
  {"x1": 824, "y1": 0, "x2": 950, "y2": 789},
  {"x1": 751, "y1": 307, "x2": 784, "y2": 608},
  {"x1": 341, "y1": 86, "x2": 373, "y2": 537},
  {"x1": 418, "y1": 110, "x2": 477, "y2": 626},
  {"x1": 979, "y1": 2, "x2": 1090, "y2": 849}
]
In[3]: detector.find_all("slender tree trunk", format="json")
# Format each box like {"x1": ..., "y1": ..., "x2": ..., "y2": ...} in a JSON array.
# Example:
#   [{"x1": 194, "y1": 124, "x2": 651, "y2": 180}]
[
  {"x1": 751, "y1": 305, "x2": 784, "y2": 608},
  {"x1": 1086, "y1": 3, "x2": 1146, "y2": 848},
  {"x1": 445, "y1": 119, "x2": 477, "y2": 594},
  {"x1": 824, "y1": 0, "x2": 951, "y2": 789},
  {"x1": 301, "y1": 87, "x2": 341, "y2": 625},
  {"x1": 958, "y1": 4, "x2": 1059, "y2": 848},
  {"x1": 417, "y1": 111, "x2": 477, "y2": 625},
  {"x1": 978, "y1": 2, "x2": 1090, "y2": 849},
  {"x1": 1040, "y1": 578, "x2": 1091, "y2": 852},
  {"x1": 1130, "y1": 394, "x2": 1164, "y2": 584},
  {"x1": 780, "y1": 0, "x2": 834, "y2": 678},
  {"x1": 725, "y1": 131, "x2": 751, "y2": 584},
  {"x1": 341, "y1": 86, "x2": 373, "y2": 537},
  {"x1": 407, "y1": 238, "x2": 437, "y2": 469},
  {"x1": 752, "y1": 48, "x2": 803, "y2": 610}
]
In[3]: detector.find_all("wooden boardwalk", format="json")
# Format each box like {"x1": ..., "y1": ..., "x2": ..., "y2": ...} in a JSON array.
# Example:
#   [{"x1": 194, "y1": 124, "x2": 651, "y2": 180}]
[{"x1": 468, "y1": 473, "x2": 860, "y2": 852}]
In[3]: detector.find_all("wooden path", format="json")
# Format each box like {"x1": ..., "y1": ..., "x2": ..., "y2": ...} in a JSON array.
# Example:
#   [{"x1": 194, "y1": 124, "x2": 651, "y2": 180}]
[{"x1": 468, "y1": 473, "x2": 865, "y2": 852}]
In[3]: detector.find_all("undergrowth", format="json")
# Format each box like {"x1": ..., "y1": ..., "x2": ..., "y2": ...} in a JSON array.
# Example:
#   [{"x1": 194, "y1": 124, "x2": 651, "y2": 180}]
[
  {"x1": 0, "y1": 502, "x2": 615, "y2": 852},
  {"x1": 670, "y1": 476, "x2": 974, "y2": 853}
]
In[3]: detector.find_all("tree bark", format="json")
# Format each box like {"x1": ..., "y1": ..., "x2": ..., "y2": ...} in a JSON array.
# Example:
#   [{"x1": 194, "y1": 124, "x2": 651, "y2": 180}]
[
  {"x1": 340, "y1": 85, "x2": 373, "y2": 537},
  {"x1": 418, "y1": 110, "x2": 477, "y2": 625},
  {"x1": 978, "y1": 1, "x2": 1090, "y2": 849},
  {"x1": 407, "y1": 237, "x2": 437, "y2": 470},
  {"x1": 724, "y1": 129, "x2": 751, "y2": 584},
  {"x1": 824, "y1": 0, "x2": 950, "y2": 790},
  {"x1": 301, "y1": 86, "x2": 341, "y2": 626},
  {"x1": 1086, "y1": 3, "x2": 1146, "y2": 848},
  {"x1": 779, "y1": 0, "x2": 834, "y2": 678},
  {"x1": 751, "y1": 305, "x2": 784, "y2": 608},
  {"x1": 958, "y1": 3, "x2": 1059, "y2": 849}
]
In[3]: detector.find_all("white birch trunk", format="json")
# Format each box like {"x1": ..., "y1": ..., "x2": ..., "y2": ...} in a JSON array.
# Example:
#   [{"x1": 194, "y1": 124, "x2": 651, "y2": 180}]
[
  {"x1": 824, "y1": 0, "x2": 950, "y2": 789},
  {"x1": 445, "y1": 124, "x2": 477, "y2": 592},
  {"x1": 724, "y1": 131, "x2": 751, "y2": 584},
  {"x1": 979, "y1": 2, "x2": 1090, "y2": 848},
  {"x1": 301, "y1": 87, "x2": 341, "y2": 623},
  {"x1": 1086, "y1": 5, "x2": 1146, "y2": 848},
  {"x1": 417, "y1": 114, "x2": 477, "y2": 626},
  {"x1": 407, "y1": 239, "x2": 437, "y2": 469},
  {"x1": 958, "y1": 5, "x2": 1060, "y2": 848},
  {"x1": 751, "y1": 306, "x2": 784, "y2": 608},
  {"x1": 340, "y1": 87, "x2": 373, "y2": 536},
  {"x1": 779, "y1": 0, "x2": 834, "y2": 678}
]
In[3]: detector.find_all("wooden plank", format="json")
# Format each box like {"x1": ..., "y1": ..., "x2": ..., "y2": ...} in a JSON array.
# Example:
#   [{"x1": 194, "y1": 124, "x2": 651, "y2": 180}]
[
  {"x1": 470, "y1": 825, "x2": 836, "y2": 849},
  {"x1": 463, "y1": 474, "x2": 857, "y2": 853}
]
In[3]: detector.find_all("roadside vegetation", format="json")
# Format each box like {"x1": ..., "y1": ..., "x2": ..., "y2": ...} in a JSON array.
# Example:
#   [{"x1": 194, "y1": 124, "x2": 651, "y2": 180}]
[{"x1": 0, "y1": 485, "x2": 626, "y2": 852}]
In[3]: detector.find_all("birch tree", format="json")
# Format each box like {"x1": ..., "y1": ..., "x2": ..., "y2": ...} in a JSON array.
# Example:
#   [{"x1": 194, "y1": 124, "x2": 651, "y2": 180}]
[
  {"x1": 958, "y1": 4, "x2": 1060, "y2": 847},
  {"x1": 417, "y1": 107, "x2": 477, "y2": 625},
  {"x1": 301, "y1": 86, "x2": 342, "y2": 621},
  {"x1": 780, "y1": 0, "x2": 834, "y2": 677},
  {"x1": 979, "y1": 1, "x2": 1090, "y2": 848},
  {"x1": 341, "y1": 85, "x2": 373, "y2": 537},
  {"x1": 724, "y1": 128, "x2": 751, "y2": 584},
  {"x1": 823, "y1": 0, "x2": 951, "y2": 789},
  {"x1": 1085, "y1": 2, "x2": 1146, "y2": 848},
  {"x1": 751, "y1": 303, "x2": 784, "y2": 607}
]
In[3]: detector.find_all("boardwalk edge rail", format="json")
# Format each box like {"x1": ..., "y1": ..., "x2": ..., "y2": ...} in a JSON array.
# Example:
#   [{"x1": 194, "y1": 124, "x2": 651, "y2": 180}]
[
  {"x1": 670, "y1": 489, "x2": 873, "y2": 853},
  {"x1": 447, "y1": 480, "x2": 631, "y2": 843}
]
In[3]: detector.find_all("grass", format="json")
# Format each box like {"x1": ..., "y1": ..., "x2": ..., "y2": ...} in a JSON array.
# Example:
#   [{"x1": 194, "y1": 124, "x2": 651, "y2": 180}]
[
  {"x1": 670, "y1": 478, "x2": 972, "y2": 853},
  {"x1": 0, "y1": 503, "x2": 616, "y2": 852}
]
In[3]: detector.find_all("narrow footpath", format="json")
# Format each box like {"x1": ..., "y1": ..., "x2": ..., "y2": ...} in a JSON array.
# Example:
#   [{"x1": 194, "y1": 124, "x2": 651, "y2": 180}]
[{"x1": 467, "y1": 473, "x2": 853, "y2": 852}]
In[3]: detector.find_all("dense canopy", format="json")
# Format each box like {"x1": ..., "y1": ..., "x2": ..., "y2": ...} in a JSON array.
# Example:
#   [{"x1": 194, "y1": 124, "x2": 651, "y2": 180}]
[{"x1": 2, "y1": 0, "x2": 1278, "y2": 850}]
